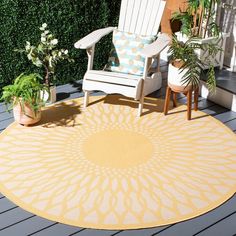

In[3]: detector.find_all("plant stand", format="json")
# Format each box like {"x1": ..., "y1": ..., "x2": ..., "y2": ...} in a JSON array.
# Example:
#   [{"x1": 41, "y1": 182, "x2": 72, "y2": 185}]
[{"x1": 164, "y1": 85, "x2": 199, "y2": 120}]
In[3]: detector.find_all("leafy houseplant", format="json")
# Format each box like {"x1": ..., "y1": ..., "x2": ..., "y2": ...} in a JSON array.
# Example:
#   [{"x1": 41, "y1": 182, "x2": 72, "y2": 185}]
[
  {"x1": 172, "y1": 0, "x2": 220, "y2": 38},
  {"x1": 0, "y1": 73, "x2": 48, "y2": 125},
  {"x1": 16, "y1": 23, "x2": 74, "y2": 96},
  {"x1": 172, "y1": 0, "x2": 228, "y2": 71},
  {"x1": 168, "y1": 35, "x2": 218, "y2": 91}
]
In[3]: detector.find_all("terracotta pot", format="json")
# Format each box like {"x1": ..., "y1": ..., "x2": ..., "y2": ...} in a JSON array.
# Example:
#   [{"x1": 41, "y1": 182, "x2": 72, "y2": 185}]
[{"x1": 13, "y1": 101, "x2": 41, "y2": 126}]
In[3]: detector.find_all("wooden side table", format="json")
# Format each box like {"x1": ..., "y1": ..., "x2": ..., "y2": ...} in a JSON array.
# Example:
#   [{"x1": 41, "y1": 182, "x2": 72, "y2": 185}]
[{"x1": 164, "y1": 85, "x2": 199, "y2": 120}]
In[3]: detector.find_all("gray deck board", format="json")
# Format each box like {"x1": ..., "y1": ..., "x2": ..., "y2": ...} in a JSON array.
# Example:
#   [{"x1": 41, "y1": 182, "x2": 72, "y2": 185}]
[
  {"x1": 196, "y1": 212, "x2": 236, "y2": 236},
  {"x1": 201, "y1": 105, "x2": 229, "y2": 116},
  {"x1": 150, "y1": 194, "x2": 236, "y2": 236},
  {"x1": 71, "y1": 229, "x2": 119, "y2": 236},
  {"x1": 0, "y1": 69, "x2": 236, "y2": 235},
  {"x1": 0, "y1": 114, "x2": 14, "y2": 124},
  {"x1": 0, "y1": 207, "x2": 34, "y2": 231},
  {"x1": 224, "y1": 119, "x2": 236, "y2": 131},
  {"x1": 0, "y1": 217, "x2": 56, "y2": 236},
  {"x1": 214, "y1": 110, "x2": 236, "y2": 123},
  {"x1": 30, "y1": 223, "x2": 82, "y2": 236},
  {"x1": 0, "y1": 198, "x2": 17, "y2": 213},
  {"x1": 0, "y1": 116, "x2": 14, "y2": 130},
  {"x1": 110, "y1": 226, "x2": 171, "y2": 236},
  {"x1": 0, "y1": 110, "x2": 13, "y2": 119},
  {"x1": 0, "y1": 104, "x2": 9, "y2": 113}
]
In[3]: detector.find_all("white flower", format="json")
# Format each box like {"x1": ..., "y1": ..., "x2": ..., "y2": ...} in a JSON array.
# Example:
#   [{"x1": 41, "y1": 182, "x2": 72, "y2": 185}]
[
  {"x1": 27, "y1": 54, "x2": 32, "y2": 60},
  {"x1": 25, "y1": 41, "x2": 31, "y2": 50},
  {"x1": 40, "y1": 23, "x2": 47, "y2": 30},
  {"x1": 34, "y1": 58, "x2": 43, "y2": 67},
  {"x1": 44, "y1": 30, "x2": 49, "y2": 35},
  {"x1": 51, "y1": 39, "x2": 58, "y2": 45},
  {"x1": 64, "y1": 49, "x2": 68, "y2": 54},
  {"x1": 41, "y1": 37, "x2": 46, "y2": 42}
]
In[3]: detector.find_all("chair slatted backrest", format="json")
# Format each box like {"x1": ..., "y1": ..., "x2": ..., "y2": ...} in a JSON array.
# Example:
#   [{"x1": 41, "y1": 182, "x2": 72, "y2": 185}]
[{"x1": 118, "y1": 0, "x2": 166, "y2": 36}]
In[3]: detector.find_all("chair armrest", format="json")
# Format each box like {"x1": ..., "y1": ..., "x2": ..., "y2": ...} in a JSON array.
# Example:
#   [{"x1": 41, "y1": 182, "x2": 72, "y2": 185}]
[
  {"x1": 74, "y1": 27, "x2": 115, "y2": 49},
  {"x1": 141, "y1": 33, "x2": 171, "y2": 58}
]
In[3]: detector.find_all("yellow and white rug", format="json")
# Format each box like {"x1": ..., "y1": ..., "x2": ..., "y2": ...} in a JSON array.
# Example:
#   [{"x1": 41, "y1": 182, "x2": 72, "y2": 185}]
[{"x1": 0, "y1": 95, "x2": 236, "y2": 229}]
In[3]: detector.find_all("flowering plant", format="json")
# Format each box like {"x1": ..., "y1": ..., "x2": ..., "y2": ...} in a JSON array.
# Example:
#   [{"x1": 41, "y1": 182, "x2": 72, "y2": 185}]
[{"x1": 17, "y1": 23, "x2": 73, "y2": 86}]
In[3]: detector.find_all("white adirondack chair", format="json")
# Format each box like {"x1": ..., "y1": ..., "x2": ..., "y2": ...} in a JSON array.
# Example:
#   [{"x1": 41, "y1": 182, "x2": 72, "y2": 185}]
[{"x1": 74, "y1": 0, "x2": 170, "y2": 116}]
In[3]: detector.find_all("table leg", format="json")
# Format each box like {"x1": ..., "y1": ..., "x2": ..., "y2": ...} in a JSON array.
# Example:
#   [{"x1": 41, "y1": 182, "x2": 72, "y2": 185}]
[
  {"x1": 172, "y1": 92, "x2": 177, "y2": 108},
  {"x1": 164, "y1": 86, "x2": 172, "y2": 115},
  {"x1": 187, "y1": 89, "x2": 192, "y2": 120},
  {"x1": 194, "y1": 87, "x2": 199, "y2": 111}
]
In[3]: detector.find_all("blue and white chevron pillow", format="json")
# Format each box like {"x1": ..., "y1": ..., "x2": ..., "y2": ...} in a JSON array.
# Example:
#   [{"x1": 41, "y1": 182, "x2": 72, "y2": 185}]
[{"x1": 106, "y1": 29, "x2": 155, "y2": 76}]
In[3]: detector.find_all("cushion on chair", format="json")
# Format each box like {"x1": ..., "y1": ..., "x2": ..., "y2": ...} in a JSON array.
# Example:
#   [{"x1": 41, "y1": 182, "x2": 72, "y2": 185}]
[{"x1": 105, "y1": 29, "x2": 156, "y2": 76}]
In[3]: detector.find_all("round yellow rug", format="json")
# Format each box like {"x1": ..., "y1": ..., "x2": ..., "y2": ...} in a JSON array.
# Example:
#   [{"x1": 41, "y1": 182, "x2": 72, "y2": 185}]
[{"x1": 0, "y1": 95, "x2": 236, "y2": 230}]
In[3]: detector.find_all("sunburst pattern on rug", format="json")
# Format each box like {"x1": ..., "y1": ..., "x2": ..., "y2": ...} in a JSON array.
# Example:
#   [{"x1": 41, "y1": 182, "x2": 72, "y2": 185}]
[{"x1": 0, "y1": 95, "x2": 236, "y2": 230}]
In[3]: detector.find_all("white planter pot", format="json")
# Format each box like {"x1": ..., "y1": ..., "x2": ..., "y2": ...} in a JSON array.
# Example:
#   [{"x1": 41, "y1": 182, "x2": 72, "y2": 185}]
[
  {"x1": 168, "y1": 63, "x2": 192, "y2": 92},
  {"x1": 41, "y1": 86, "x2": 56, "y2": 105},
  {"x1": 175, "y1": 32, "x2": 229, "y2": 69}
]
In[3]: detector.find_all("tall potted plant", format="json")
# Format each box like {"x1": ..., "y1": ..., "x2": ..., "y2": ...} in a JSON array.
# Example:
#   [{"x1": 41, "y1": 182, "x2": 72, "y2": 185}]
[
  {"x1": 165, "y1": 35, "x2": 218, "y2": 120},
  {"x1": 172, "y1": 0, "x2": 229, "y2": 70},
  {"x1": 173, "y1": 0, "x2": 220, "y2": 38},
  {"x1": 0, "y1": 73, "x2": 48, "y2": 126},
  {"x1": 16, "y1": 23, "x2": 74, "y2": 103}
]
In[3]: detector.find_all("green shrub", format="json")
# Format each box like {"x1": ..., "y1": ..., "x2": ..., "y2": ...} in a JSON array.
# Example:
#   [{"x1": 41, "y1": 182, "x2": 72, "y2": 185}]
[{"x1": 0, "y1": 0, "x2": 121, "y2": 93}]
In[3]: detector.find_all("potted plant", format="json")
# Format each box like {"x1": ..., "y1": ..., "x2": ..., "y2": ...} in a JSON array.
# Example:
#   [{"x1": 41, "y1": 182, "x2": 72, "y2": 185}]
[
  {"x1": 16, "y1": 23, "x2": 74, "y2": 103},
  {"x1": 165, "y1": 35, "x2": 218, "y2": 120},
  {"x1": 172, "y1": 0, "x2": 229, "y2": 70},
  {"x1": 168, "y1": 35, "x2": 217, "y2": 92},
  {"x1": 0, "y1": 73, "x2": 48, "y2": 126}
]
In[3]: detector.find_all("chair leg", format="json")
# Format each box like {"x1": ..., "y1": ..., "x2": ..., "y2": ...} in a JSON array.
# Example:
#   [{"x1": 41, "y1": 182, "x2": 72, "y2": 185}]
[
  {"x1": 138, "y1": 95, "x2": 144, "y2": 117},
  {"x1": 187, "y1": 89, "x2": 192, "y2": 120},
  {"x1": 164, "y1": 86, "x2": 171, "y2": 115},
  {"x1": 84, "y1": 91, "x2": 90, "y2": 108}
]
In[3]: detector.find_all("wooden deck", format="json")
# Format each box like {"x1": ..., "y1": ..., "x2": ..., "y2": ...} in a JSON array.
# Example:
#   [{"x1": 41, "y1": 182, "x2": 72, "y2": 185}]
[{"x1": 1, "y1": 64, "x2": 236, "y2": 236}]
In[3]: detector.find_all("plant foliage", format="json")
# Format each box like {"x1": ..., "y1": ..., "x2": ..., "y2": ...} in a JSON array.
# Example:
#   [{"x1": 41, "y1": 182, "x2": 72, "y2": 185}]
[
  {"x1": 170, "y1": 0, "x2": 223, "y2": 92},
  {"x1": 16, "y1": 23, "x2": 74, "y2": 86},
  {"x1": 0, "y1": 0, "x2": 121, "y2": 93},
  {"x1": 168, "y1": 35, "x2": 220, "y2": 91},
  {"x1": 168, "y1": 36, "x2": 203, "y2": 89},
  {"x1": 172, "y1": 0, "x2": 220, "y2": 38},
  {"x1": 0, "y1": 73, "x2": 48, "y2": 115}
]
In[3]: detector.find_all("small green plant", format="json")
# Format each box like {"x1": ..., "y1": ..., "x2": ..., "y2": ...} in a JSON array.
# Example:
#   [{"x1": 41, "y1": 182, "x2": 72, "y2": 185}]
[
  {"x1": 172, "y1": 0, "x2": 220, "y2": 38},
  {"x1": 168, "y1": 35, "x2": 219, "y2": 91},
  {"x1": 16, "y1": 23, "x2": 74, "y2": 87},
  {"x1": 0, "y1": 73, "x2": 48, "y2": 115}
]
